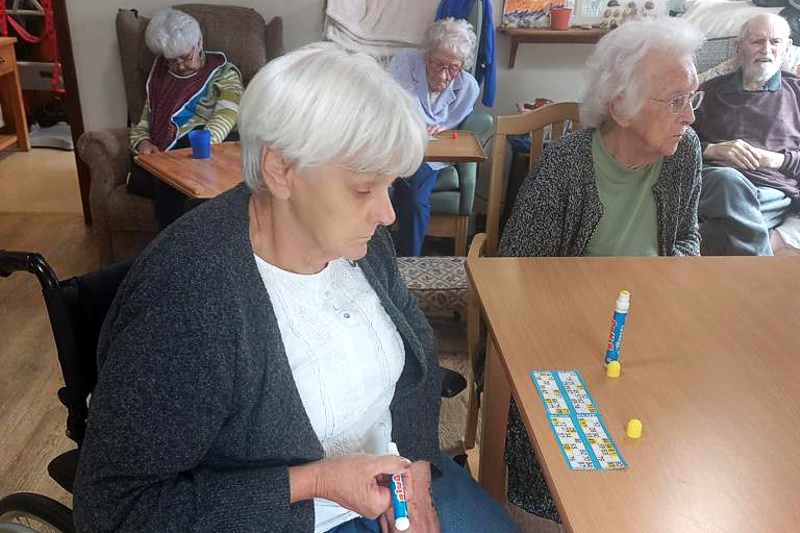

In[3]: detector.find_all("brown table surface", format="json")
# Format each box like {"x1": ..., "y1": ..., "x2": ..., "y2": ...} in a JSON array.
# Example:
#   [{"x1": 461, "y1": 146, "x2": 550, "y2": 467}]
[
  {"x1": 135, "y1": 133, "x2": 486, "y2": 199},
  {"x1": 134, "y1": 141, "x2": 243, "y2": 199},
  {"x1": 424, "y1": 130, "x2": 487, "y2": 163},
  {"x1": 467, "y1": 256, "x2": 800, "y2": 533}
]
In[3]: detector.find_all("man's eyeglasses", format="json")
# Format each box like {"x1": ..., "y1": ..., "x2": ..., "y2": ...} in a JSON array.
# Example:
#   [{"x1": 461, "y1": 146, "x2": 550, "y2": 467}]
[
  {"x1": 428, "y1": 59, "x2": 463, "y2": 77},
  {"x1": 650, "y1": 90, "x2": 705, "y2": 114}
]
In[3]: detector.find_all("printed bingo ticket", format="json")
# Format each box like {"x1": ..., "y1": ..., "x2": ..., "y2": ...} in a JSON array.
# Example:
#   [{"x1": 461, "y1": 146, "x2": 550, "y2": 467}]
[{"x1": 530, "y1": 370, "x2": 626, "y2": 470}]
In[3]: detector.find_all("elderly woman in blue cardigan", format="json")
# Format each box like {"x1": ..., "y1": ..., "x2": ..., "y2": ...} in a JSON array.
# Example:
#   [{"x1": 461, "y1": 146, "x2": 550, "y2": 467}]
[
  {"x1": 73, "y1": 43, "x2": 519, "y2": 533},
  {"x1": 499, "y1": 18, "x2": 704, "y2": 525},
  {"x1": 389, "y1": 18, "x2": 480, "y2": 256}
]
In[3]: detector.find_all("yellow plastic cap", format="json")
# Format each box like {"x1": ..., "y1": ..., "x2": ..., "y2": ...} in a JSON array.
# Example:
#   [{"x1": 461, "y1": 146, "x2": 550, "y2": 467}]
[
  {"x1": 626, "y1": 418, "x2": 643, "y2": 439},
  {"x1": 606, "y1": 360, "x2": 621, "y2": 378}
]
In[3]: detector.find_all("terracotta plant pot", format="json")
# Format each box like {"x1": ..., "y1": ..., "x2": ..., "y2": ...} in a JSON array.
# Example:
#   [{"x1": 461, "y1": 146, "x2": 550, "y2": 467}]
[{"x1": 549, "y1": 7, "x2": 573, "y2": 30}]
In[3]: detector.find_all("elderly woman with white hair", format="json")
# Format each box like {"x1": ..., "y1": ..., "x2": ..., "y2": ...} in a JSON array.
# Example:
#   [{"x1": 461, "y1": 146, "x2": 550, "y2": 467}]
[
  {"x1": 499, "y1": 18, "x2": 704, "y2": 524},
  {"x1": 73, "y1": 43, "x2": 519, "y2": 533},
  {"x1": 388, "y1": 18, "x2": 480, "y2": 256},
  {"x1": 126, "y1": 8, "x2": 243, "y2": 229}
]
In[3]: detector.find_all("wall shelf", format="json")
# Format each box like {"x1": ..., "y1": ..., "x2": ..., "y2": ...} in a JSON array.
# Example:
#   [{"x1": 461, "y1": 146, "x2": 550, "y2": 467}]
[{"x1": 499, "y1": 27, "x2": 608, "y2": 68}]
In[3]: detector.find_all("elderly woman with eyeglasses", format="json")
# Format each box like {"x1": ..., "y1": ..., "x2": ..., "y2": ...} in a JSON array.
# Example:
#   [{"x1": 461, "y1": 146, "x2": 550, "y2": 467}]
[
  {"x1": 388, "y1": 18, "x2": 479, "y2": 256},
  {"x1": 499, "y1": 18, "x2": 704, "y2": 526},
  {"x1": 126, "y1": 8, "x2": 244, "y2": 229}
]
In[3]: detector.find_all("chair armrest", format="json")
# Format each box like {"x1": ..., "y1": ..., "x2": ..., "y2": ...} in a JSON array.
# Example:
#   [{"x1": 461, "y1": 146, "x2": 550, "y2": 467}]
[
  {"x1": 461, "y1": 109, "x2": 494, "y2": 142},
  {"x1": 77, "y1": 128, "x2": 132, "y2": 197},
  {"x1": 76, "y1": 128, "x2": 132, "y2": 264},
  {"x1": 453, "y1": 111, "x2": 494, "y2": 215},
  {"x1": 468, "y1": 233, "x2": 487, "y2": 259}
]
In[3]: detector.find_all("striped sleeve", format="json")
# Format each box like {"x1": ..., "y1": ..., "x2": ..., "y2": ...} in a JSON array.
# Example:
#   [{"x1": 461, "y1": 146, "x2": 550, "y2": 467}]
[
  {"x1": 205, "y1": 63, "x2": 243, "y2": 144},
  {"x1": 129, "y1": 101, "x2": 151, "y2": 153}
]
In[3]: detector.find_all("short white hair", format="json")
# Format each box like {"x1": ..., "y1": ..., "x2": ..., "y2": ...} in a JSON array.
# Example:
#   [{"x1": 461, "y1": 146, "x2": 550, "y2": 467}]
[
  {"x1": 424, "y1": 18, "x2": 478, "y2": 70},
  {"x1": 738, "y1": 12, "x2": 790, "y2": 41},
  {"x1": 145, "y1": 9, "x2": 202, "y2": 59},
  {"x1": 581, "y1": 18, "x2": 705, "y2": 129},
  {"x1": 238, "y1": 42, "x2": 428, "y2": 190}
]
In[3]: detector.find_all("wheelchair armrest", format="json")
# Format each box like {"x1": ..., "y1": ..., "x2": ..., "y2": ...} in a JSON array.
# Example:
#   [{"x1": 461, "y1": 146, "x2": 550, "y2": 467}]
[{"x1": 0, "y1": 250, "x2": 59, "y2": 289}]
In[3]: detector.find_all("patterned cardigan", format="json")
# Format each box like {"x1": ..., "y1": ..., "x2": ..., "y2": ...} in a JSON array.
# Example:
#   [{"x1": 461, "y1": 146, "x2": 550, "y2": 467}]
[{"x1": 498, "y1": 128, "x2": 703, "y2": 258}]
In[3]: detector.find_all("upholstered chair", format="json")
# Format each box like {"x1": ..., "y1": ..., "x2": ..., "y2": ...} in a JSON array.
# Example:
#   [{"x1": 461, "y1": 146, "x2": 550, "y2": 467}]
[{"x1": 77, "y1": 4, "x2": 283, "y2": 263}]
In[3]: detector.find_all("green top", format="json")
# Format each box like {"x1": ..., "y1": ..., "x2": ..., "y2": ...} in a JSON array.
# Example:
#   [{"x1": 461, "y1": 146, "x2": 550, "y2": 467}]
[{"x1": 584, "y1": 130, "x2": 661, "y2": 257}]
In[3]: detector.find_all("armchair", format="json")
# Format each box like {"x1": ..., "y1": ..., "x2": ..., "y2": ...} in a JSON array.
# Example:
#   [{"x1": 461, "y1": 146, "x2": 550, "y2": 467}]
[{"x1": 77, "y1": 4, "x2": 283, "y2": 263}]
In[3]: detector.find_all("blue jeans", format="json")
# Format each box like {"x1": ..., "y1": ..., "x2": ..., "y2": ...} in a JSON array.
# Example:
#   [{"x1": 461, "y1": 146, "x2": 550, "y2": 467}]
[
  {"x1": 699, "y1": 166, "x2": 792, "y2": 256},
  {"x1": 393, "y1": 164, "x2": 439, "y2": 256},
  {"x1": 326, "y1": 452, "x2": 520, "y2": 533}
]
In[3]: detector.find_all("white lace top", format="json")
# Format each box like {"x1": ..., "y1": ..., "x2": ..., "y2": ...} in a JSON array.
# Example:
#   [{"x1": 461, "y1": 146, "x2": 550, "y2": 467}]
[{"x1": 254, "y1": 255, "x2": 405, "y2": 531}]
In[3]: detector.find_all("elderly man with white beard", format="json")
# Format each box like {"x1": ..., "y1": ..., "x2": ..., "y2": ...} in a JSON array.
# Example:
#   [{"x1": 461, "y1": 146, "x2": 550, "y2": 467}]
[{"x1": 693, "y1": 13, "x2": 800, "y2": 255}]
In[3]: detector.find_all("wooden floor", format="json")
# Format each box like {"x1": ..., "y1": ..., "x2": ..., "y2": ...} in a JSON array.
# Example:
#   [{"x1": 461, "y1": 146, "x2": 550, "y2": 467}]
[{"x1": 0, "y1": 149, "x2": 96, "y2": 508}]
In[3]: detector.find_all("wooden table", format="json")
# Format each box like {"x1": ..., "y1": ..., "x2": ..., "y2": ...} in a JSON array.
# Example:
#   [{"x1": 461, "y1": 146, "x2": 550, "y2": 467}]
[
  {"x1": 498, "y1": 27, "x2": 608, "y2": 68},
  {"x1": 467, "y1": 256, "x2": 800, "y2": 533},
  {"x1": 135, "y1": 133, "x2": 486, "y2": 199},
  {"x1": 134, "y1": 141, "x2": 242, "y2": 198},
  {"x1": 424, "y1": 130, "x2": 487, "y2": 163},
  {"x1": 0, "y1": 37, "x2": 30, "y2": 152}
]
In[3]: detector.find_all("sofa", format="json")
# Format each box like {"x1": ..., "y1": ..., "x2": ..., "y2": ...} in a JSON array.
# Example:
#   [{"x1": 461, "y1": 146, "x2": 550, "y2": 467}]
[{"x1": 77, "y1": 4, "x2": 283, "y2": 263}]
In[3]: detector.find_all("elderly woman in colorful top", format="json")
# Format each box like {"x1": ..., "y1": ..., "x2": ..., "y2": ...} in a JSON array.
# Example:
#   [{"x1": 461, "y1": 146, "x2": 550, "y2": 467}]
[
  {"x1": 498, "y1": 18, "x2": 704, "y2": 525},
  {"x1": 388, "y1": 18, "x2": 479, "y2": 256},
  {"x1": 73, "y1": 43, "x2": 519, "y2": 533},
  {"x1": 126, "y1": 8, "x2": 243, "y2": 229}
]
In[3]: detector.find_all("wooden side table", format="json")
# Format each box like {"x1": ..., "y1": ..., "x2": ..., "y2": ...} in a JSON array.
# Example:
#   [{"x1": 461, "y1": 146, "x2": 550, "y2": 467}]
[{"x1": 0, "y1": 37, "x2": 30, "y2": 152}]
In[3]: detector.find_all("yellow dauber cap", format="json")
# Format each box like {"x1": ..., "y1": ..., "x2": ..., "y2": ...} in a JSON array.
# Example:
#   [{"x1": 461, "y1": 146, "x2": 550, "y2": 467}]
[
  {"x1": 606, "y1": 360, "x2": 621, "y2": 378},
  {"x1": 626, "y1": 418, "x2": 643, "y2": 439}
]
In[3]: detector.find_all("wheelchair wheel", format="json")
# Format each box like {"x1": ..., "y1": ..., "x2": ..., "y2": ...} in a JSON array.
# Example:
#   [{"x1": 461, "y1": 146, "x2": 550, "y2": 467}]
[{"x1": 0, "y1": 493, "x2": 74, "y2": 533}]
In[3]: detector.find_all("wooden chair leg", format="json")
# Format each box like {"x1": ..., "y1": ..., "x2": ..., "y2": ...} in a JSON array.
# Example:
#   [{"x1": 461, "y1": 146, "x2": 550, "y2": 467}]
[
  {"x1": 464, "y1": 382, "x2": 480, "y2": 449},
  {"x1": 454, "y1": 216, "x2": 468, "y2": 257},
  {"x1": 464, "y1": 272, "x2": 481, "y2": 449}
]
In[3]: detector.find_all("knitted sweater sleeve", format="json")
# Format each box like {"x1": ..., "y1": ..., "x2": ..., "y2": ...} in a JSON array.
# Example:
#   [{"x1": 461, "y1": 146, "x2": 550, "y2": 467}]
[
  {"x1": 498, "y1": 146, "x2": 572, "y2": 258},
  {"x1": 672, "y1": 130, "x2": 702, "y2": 256},
  {"x1": 204, "y1": 62, "x2": 244, "y2": 144},
  {"x1": 73, "y1": 259, "x2": 306, "y2": 533}
]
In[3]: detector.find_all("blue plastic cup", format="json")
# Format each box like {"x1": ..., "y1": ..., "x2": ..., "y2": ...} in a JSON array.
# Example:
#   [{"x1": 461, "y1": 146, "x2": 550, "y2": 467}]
[{"x1": 188, "y1": 130, "x2": 211, "y2": 159}]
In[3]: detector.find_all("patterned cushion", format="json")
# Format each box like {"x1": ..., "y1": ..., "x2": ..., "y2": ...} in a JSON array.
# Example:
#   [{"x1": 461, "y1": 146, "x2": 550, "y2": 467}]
[{"x1": 397, "y1": 256, "x2": 467, "y2": 314}]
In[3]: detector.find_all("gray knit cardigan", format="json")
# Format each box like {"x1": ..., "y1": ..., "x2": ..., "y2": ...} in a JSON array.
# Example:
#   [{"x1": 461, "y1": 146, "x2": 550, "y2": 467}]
[
  {"x1": 499, "y1": 128, "x2": 703, "y2": 258},
  {"x1": 73, "y1": 183, "x2": 442, "y2": 533}
]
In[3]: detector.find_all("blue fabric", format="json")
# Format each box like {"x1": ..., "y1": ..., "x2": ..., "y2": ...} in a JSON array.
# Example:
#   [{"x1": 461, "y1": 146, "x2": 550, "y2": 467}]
[
  {"x1": 393, "y1": 164, "x2": 440, "y2": 256},
  {"x1": 436, "y1": 0, "x2": 496, "y2": 107},
  {"x1": 325, "y1": 452, "x2": 521, "y2": 533},
  {"x1": 508, "y1": 134, "x2": 532, "y2": 153},
  {"x1": 699, "y1": 166, "x2": 792, "y2": 255}
]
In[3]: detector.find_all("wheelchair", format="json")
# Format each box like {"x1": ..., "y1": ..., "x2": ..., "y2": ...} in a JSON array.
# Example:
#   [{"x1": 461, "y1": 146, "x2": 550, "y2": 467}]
[
  {"x1": 0, "y1": 250, "x2": 467, "y2": 532},
  {"x1": 0, "y1": 251, "x2": 132, "y2": 533}
]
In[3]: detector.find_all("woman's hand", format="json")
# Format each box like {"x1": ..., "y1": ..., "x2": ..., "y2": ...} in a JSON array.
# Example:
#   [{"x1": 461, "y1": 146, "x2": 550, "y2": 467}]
[
  {"x1": 427, "y1": 124, "x2": 445, "y2": 136},
  {"x1": 289, "y1": 454, "x2": 411, "y2": 519},
  {"x1": 136, "y1": 139, "x2": 160, "y2": 154},
  {"x1": 379, "y1": 461, "x2": 440, "y2": 533}
]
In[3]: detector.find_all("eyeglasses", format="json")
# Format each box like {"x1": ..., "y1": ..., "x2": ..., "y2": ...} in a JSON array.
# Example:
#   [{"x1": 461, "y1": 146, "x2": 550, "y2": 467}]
[
  {"x1": 650, "y1": 90, "x2": 705, "y2": 114},
  {"x1": 428, "y1": 59, "x2": 463, "y2": 77},
  {"x1": 166, "y1": 48, "x2": 198, "y2": 68}
]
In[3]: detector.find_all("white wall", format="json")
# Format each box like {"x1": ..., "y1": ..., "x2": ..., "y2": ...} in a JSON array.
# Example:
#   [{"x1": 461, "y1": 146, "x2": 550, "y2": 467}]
[
  {"x1": 66, "y1": 0, "x2": 668, "y2": 131},
  {"x1": 66, "y1": 0, "x2": 326, "y2": 131}
]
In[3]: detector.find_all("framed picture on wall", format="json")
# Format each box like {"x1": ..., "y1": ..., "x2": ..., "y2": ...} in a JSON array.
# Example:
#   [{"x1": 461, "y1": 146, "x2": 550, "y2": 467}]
[{"x1": 501, "y1": 0, "x2": 551, "y2": 28}]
